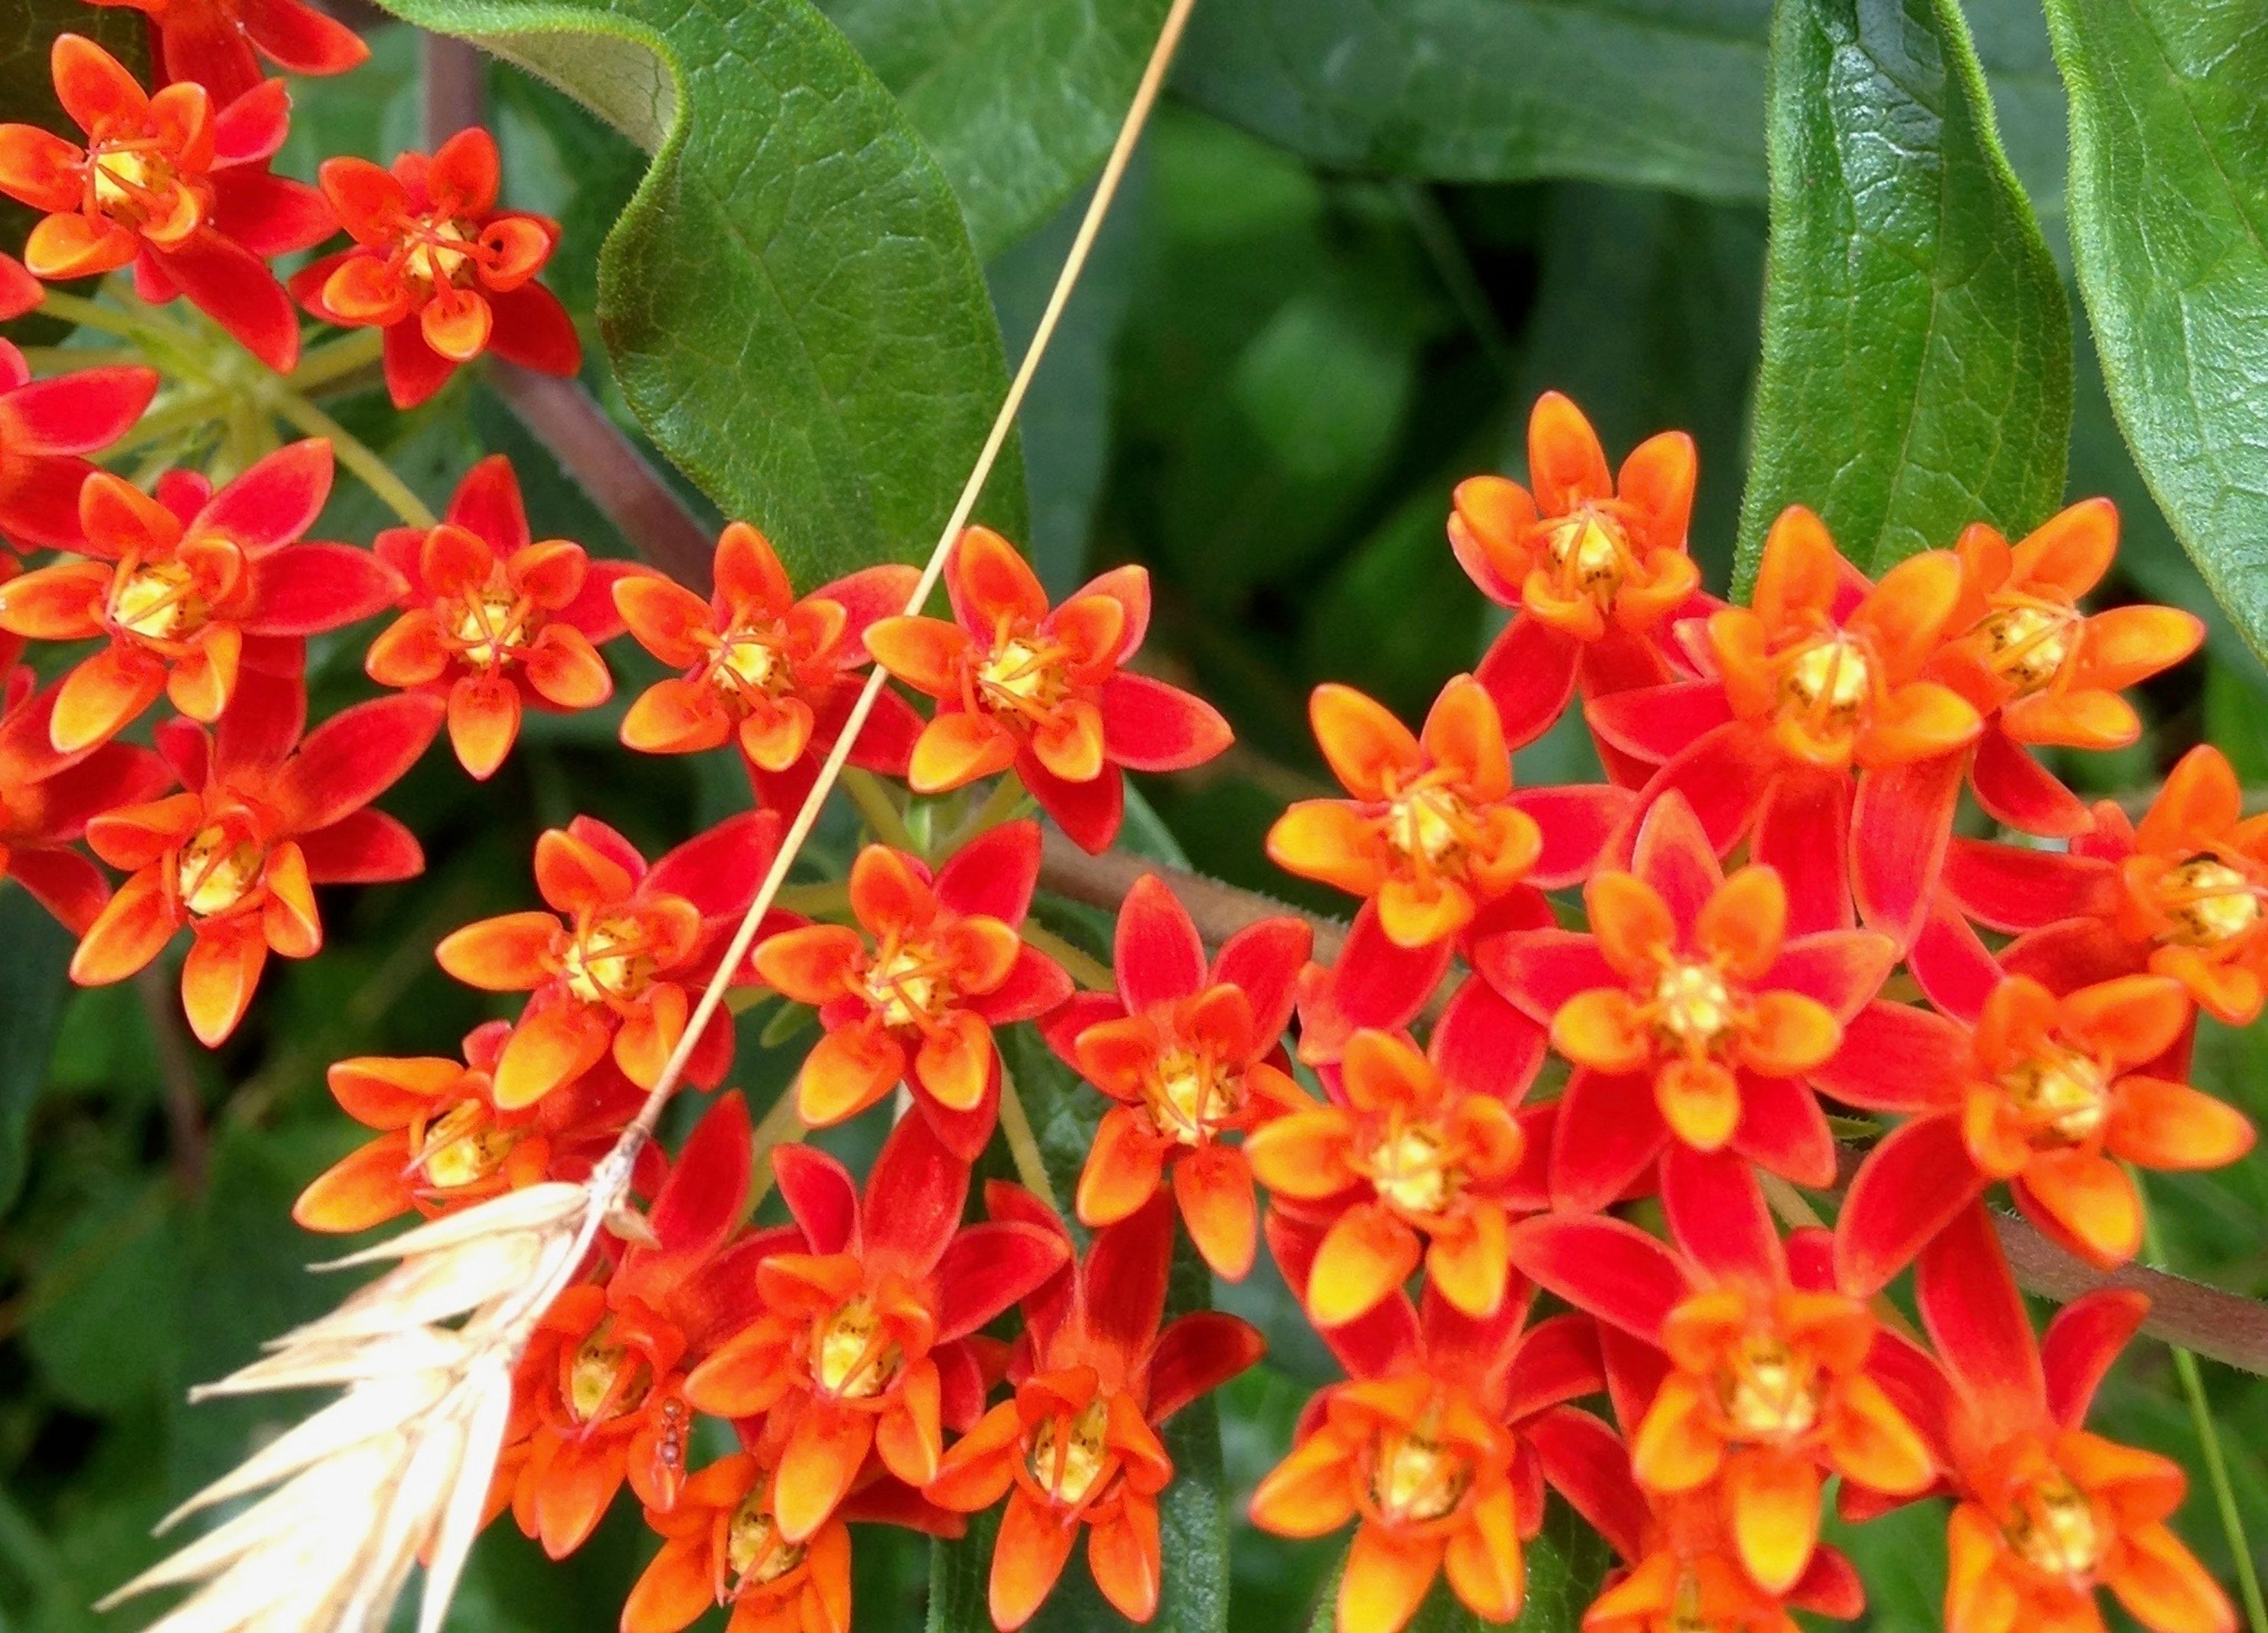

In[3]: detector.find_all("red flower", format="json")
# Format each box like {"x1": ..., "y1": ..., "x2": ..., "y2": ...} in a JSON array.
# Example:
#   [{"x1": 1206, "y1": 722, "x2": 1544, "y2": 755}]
[
  {"x1": 85, "y1": 0, "x2": 369, "y2": 108},
  {"x1": 0, "y1": 662, "x2": 172, "y2": 933},
  {"x1": 620, "y1": 1447, "x2": 853, "y2": 1633},
  {"x1": 366, "y1": 455, "x2": 640, "y2": 779},
  {"x1": 614, "y1": 521, "x2": 923, "y2": 809},
  {"x1": 72, "y1": 679, "x2": 441, "y2": 1043},
  {"x1": 864, "y1": 527, "x2": 1230, "y2": 854},
  {"x1": 1914, "y1": 1206, "x2": 2232, "y2": 1633},
  {"x1": 0, "y1": 338, "x2": 157, "y2": 554},
  {"x1": 1478, "y1": 793, "x2": 1894, "y2": 1209},
  {"x1": 435, "y1": 811, "x2": 787, "y2": 1109},
  {"x1": 290, "y1": 1019, "x2": 653, "y2": 1233},
  {"x1": 1824, "y1": 973, "x2": 2251, "y2": 1288},
  {"x1": 0, "y1": 441, "x2": 404, "y2": 754},
  {"x1": 1040, "y1": 872, "x2": 1311, "y2": 1279},
  {"x1": 682, "y1": 1113, "x2": 1070, "y2": 1545},
  {"x1": 0, "y1": 254, "x2": 38, "y2": 319},
  {"x1": 752, "y1": 821, "x2": 1072, "y2": 1161},
  {"x1": 292, "y1": 127, "x2": 578, "y2": 408},
  {"x1": 1588, "y1": 506, "x2": 1982, "y2": 945},
  {"x1": 1576, "y1": 1486, "x2": 1864, "y2": 1633},
  {"x1": 927, "y1": 1193, "x2": 1264, "y2": 1629},
  {"x1": 1449, "y1": 392, "x2": 1708, "y2": 758},
  {"x1": 0, "y1": 40, "x2": 332, "y2": 369},
  {"x1": 1251, "y1": 1225, "x2": 1606, "y2": 1633},
  {"x1": 1513, "y1": 1152, "x2": 1933, "y2": 1595}
]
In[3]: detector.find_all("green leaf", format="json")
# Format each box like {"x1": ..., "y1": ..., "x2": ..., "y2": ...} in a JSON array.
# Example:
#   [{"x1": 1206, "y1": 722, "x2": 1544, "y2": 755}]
[
  {"x1": 0, "y1": 886, "x2": 74, "y2": 1214},
  {"x1": 1733, "y1": 0, "x2": 2071, "y2": 584},
  {"x1": 817, "y1": 0, "x2": 1167, "y2": 260},
  {"x1": 1304, "y1": 1499, "x2": 1611, "y2": 1632},
  {"x1": 2044, "y1": 0, "x2": 2268, "y2": 664},
  {"x1": 372, "y1": 0, "x2": 1022, "y2": 581}
]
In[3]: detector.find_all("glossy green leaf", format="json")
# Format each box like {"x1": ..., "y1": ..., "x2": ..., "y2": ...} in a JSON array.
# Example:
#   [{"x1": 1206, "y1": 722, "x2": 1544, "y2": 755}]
[
  {"x1": 1304, "y1": 1500, "x2": 1612, "y2": 1632},
  {"x1": 0, "y1": 887, "x2": 74, "y2": 1214},
  {"x1": 817, "y1": 0, "x2": 1167, "y2": 260},
  {"x1": 372, "y1": 0, "x2": 1021, "y2": 581},
  {"x1": 1733, "y1": 0, "x2": 2071, "y2": 584},
  {"x1": 2044, "y1": 0, "x2": 2268, "y2": 664}
]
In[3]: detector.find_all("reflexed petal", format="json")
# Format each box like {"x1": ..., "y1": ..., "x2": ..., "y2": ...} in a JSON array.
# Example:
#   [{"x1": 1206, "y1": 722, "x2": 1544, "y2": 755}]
[
  {"x1": 1340, "y1": 1525, "x2": 1445, "y2": 1633},
  {"x1": 181, "y1": 920, "x2": 268, "y2": 1045},
  {"x1": 909, "y1": 710, "x2": 1018, "y2": 791},
  {"x1": 1527, "y1": 391, "x2": 1612, "y2": 513},
  {"x1": 2107, "y1": 1076, "x2": 2254, "y2": 1171},
  {"x1": 1100, "y1": 672, "x2": 1230, "y2": 771}
]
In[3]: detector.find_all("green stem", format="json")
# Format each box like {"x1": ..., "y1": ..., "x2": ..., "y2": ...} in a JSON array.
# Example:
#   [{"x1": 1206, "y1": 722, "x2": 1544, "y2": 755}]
[
  {"x1": 1022, "y1": 923, "x2": 1114, "y2": 993},
  {"x1": 287, "y1": 328, "x2": 386, "y2": 394},
  {"x1": 34, "y1": 288, "x2": 188, "y2": 348},
  {"x1": 842, "y1": 766, "x2": 917, "y2": 852},
  {"x1": 106, "y1": 389, "x2": 226, "y2": 457},
  {"x1": 995, "y1": 1062, "x2": 1059, "y2": 1214},
  {"x1": 947, "y1": 774, "x2": 1034, "y2": 853},
  {"x1": 2145, "y1": 1194, "x2": 2268, "y2": 1633},
  {"x1": 742, "y1": 1082, "x2": 810, "y2": 1210},
  {"x1": 15, "y1": 344, "x2": 142, "y2": 371},
  {"x1": 261, "y1": 386, "x2": 438, "y2": 528}
]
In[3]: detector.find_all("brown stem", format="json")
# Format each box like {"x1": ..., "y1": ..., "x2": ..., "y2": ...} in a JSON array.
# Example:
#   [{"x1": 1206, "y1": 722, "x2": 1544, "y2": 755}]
[{"x1": 1035, "y1": 833, "x2": 2268, "y2": 1377}]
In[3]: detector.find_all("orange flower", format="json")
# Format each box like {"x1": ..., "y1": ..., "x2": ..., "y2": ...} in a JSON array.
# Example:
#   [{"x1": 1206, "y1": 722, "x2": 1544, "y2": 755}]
[
  {"x1": 366, "y1": 455, "x2": 640, "y2": 779},
  {"x1": 0, "y1": 663, "x2": 171, "y2": 934},
  {"x1": 682, "y1": 1114, "x2": 1069, "y2": 1546},
  {"x1": 1918, "y1": 1207, "x2": 2232, "y2": 1633},
  {"x1": 621, "y1": 1448, "x2": 853, "y2": 1633},
  {"x1": 290, "y1": 1020, "x2": 650, "y2": 1233},
  {"x1": 85, "y1": 0, "x2": 369, "y2": 107},
  {"x1": 1449, "y1": 392, "x2": 1705, "y2": 753},
  {"x1": 1515, "y1": 1153, "x2": 1931, "y2": 1595},
  {"x1": 1589, "y1": 506, "x2": 1983, "y2": 945},
  {"x1": 1480, "y1": 794, "x2": 1894, "y2": 1208},
  {"x1": 435, "y1": 811, "x2": 786, "y2": 1108},
  {"x1": 291, "y1": 127, "x2": 578, "y2": 408},
  {"x1": 1039, "y1": 872, "x2": 1311, "y2": 1279},
  {"x1": 614, "y1": 521, "x2": 923, "y2": 808},
  {"x1": 1826, "y1": 974, "x2": 2250, "y2": 1286},
  {"x1": 752, "y1": 820, "x2": 1071, "y2": 1161},
  {"x1": 0, "y1": 338, "x2": 157, "y2": 555},
  {"x1": 72, "y1": 680, "x2": 439, "y2": 1044},
  {"x1": 0, "y1": 39, "x2": 331, "y2": 369},
  {"x1": 927, "y1": 1194, "x2": 1263, "y2": 1629},
  {"x1": 1579, "y1": 1490, "x2": 1862, "y2": 1633},
  {"x1": 0, "y1": 443, "x2": 404, "y2": 755},
  {"x1": 864, "y1": 527, "x2": 1230, "y2": 853},
  {"x1": 1247, "y1": 1021, "x2": 1543, "y2": 1326}
]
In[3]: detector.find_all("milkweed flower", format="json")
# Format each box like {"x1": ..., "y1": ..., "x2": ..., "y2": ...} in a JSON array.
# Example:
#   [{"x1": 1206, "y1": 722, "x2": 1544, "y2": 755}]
[
  {"x1": 292, "y1": 126, "x2": 578, "y2": 408},
  {"x1": 0, "y1": 255, "x2": 37, "y2": 319},
  {"x1": 1449, "y1": 392, "x2": 1706, "y2": 755},
  {"x1": 0, "y1": 40, "x2": 332, "y2": 370},
  {"x1": 1040, "y1": 872, "x2": 1311, "y2": 1279},
  {"x1": 1478, "y1": 793, "x2": 1894, "y2": 1208},
  {"x1": 290, "y1": 1020, "x2": 651, "y2": 1233},
  {"x1": 752, "y1": 821, "x2": 1071, "y2": 1161},
  {"x1": 1513, "y1": 1152, "x2": 1933, "y2": 1594},
  {"x1": 0, "y1": 338, "x2": 158, "y2": 554},
  {"x1": 1914, "y1": 1206, "x2": 2233, "y2": 1633},
  {"x1": 0, "y1": 441, "x2": 404, "y2": 754},
  {"x1": 1824, "y1": 973, "x2": 2250, "y2": 1288},
  {"x1": 926, "y1": 1193, "x2": 1264, "y2": 1629},
  {"x1": 366, "y1": 455, "x2": 640, "y2": 779},
  {"x1": 682, "y1": 1113, "x2": 1070, "y2": 1545},
  {"x1": 621, "y1": 1446, "x2": 855, "y2": 1633},
  {"x1": 864, "y1": 526, "x2": 1230, "y2": 854},
  {"x1": 1251, "y1": 1228, "x2": 1606, "y2": 1633},
  {"x1": 614, "y1": 521, "x2": 923, "y2": 809},
  {"x1": 1946, "y1": 745, "x2": 2268, "y2": 1025},
  {"x1": 0, "y1": 664, "x2": 172, "y2": 933},
  {"x1": 1574, "y1": 1485, "x2": 1865, "y2": 1633},
  {"x1": 84, "y1": 0, "x2": 369, "y2": 107},
  {"x1": 435, "y1": 811, "x2": 786, "y2": 1109},
  {"x1": 1588, "y1": 506, "x2": 1982, "y2": 944},
  {"x1": 72, "y1": 680, "x2": 441, "y2": 1044}
]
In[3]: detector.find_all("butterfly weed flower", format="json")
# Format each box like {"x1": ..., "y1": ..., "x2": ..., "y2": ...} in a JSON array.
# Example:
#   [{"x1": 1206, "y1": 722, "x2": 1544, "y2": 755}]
[
  {"x1": 0, "y1": 337, "x2": 158, "y2": 555},
  {"x1": 84, "y1": 0, "x2": 370, "y2": 108},
  {"x1": 0, "y1": 660, "x2": 172, "y2": 933}
]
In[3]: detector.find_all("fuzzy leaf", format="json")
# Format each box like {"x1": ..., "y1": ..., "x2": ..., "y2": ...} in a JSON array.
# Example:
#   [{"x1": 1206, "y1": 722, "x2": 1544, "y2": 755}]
[
  {"x1": 371, "y1": 0, "x2": 1022, "y2": 581},
  {"x1": 1734, "y1": 0, "x2": 2071, "y2": 583},
  {"x1": 2044, "y1": 0, "x2": 2268, "y2": 663}
]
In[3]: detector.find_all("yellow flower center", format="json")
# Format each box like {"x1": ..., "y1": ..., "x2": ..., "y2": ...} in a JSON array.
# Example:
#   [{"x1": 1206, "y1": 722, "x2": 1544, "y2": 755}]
[
  {"x1": 415, "y1": 1100, "x2": 516, "y2": 1189},
  {"x1": 1384, "y1": 782, "x2": 1469, "y2": 871},
  {"x1": 405, "y1": 218, "x2": 475, "y2": 293},
  {"x1": 1716, "y1": 1333, "x2": 1823, "y2": 1442},
  {"x1": 562, "y1": 916, "x2": 659, "y2": 1005},
  {"x1": 109, "y1": 560, "x2": 207, "y2": 643},
  {"x1": 1778, "y1": 635, "x2": 1873, "y2": 724},
  {"x1": 2157, "y1": 856, "x2": 2262, "y2": 947},
  {"x1": 712, "y1": 630, "x2": 792, "y2": 700},
  {"x1": 1368, "y1": 1427, "x2": 1470, "y2": 1526},
  {"x1": 977, "y1": 636, "x2": 1067, "y2": 717},
  {"x1": 1368, "y1": 1124, "x2": 1455, "y2": 1217},
  {"x1": 1030, "y1": 1397, "x2": 1112, "y2": 1508},
  {"x1": 1980, "y1": 604, "x2": 2075, "y2": 694},
  {"x1": 1652, "y1": 961, "x2": 1735, "y2": 1050},
  {"x1": 449, "y1": 587, "x2": 530, "y2": 669},
  {"x1": 87, "y1": 144, "x2": 201, "y2": 236},
  {"x1": 725, "y1": 1492, "x2": 806, "y2": 1588},
  {"x1": 2004, "y1": 1474, "x2": 2104, "y2": 1582},
  {"x1": 1144, "y1": 1048, "x2": 1234, "y2": 1145},
  {"x1": 813, "y1": 1296, "x2": 903, "y2": 1399},
  {"x1": 1543, "y1": 510, "x2": 1632, "y2": 608},
  {"x1": 175, "y1": 826, "x2": 263, "y2": 917},
  {"x1": 568, "y1": 1328, "x2": 652, "y2": 1423},
  {"x1": 863, "y1": 945, "x2": 947, "y2": 1029},
  {"x1": 2001, "y1": 1045, "x2": 2110, "y2": 1149}
]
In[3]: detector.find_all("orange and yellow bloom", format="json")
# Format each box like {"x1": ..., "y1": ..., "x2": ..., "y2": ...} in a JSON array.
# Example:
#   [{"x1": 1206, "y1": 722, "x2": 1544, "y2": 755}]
[
  {"x1": 865, "y1": 526, "x2": 1230, "y2": 853},
  {"x1": 0, "y1": 337, "x2": 157, "y2": 555},
  {"x1": 621, "y1": 1443, "x2": 853, "y2": 1633}
]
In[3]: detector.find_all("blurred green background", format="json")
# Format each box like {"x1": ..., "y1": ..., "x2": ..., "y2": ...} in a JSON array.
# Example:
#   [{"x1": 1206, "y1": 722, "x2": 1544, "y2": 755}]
[{"x1": 4, "y1": 13, "x2": 2266, "y2": 1632}]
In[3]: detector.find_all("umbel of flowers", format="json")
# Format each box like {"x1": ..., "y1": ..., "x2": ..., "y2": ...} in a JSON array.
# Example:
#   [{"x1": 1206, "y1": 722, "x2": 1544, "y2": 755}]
[{"x1": 0, "y1": 13, "x2": 2249, "y2": 1633}]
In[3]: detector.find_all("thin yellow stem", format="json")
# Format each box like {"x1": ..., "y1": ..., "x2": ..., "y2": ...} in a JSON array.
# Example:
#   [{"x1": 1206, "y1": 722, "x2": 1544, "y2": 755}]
[
  {"x1": 842, "y1": 767, "x2": 917, "y2": 852},
  {"x1": 742, "y1": 1082, "x2": 812, "y2": 1211},
  {"x1": 287, "y1": 327, "x2": 386, "y2": 394},
  {"x1": 1022, "y1": 923, "x2": 1113, "y2": 992},
  {"x1": 35, "y1": 288, "x2": 194, "y2": 349},
  {"x1": 16, "y1": 345, "x2": 142, "y2": 370},
  {"x1": 609, "y1": 0, "x2": 1204, "y2": 1154},
  {"x1": 995, "y1": 1062, "x2": 1060, "y2": 1214},
  {"x1": 262, "y1": 387, "x2": 439, "y2": 528},
  {"x1": 946, "y1": 773, "x2": 1035, "y2": 853}
]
